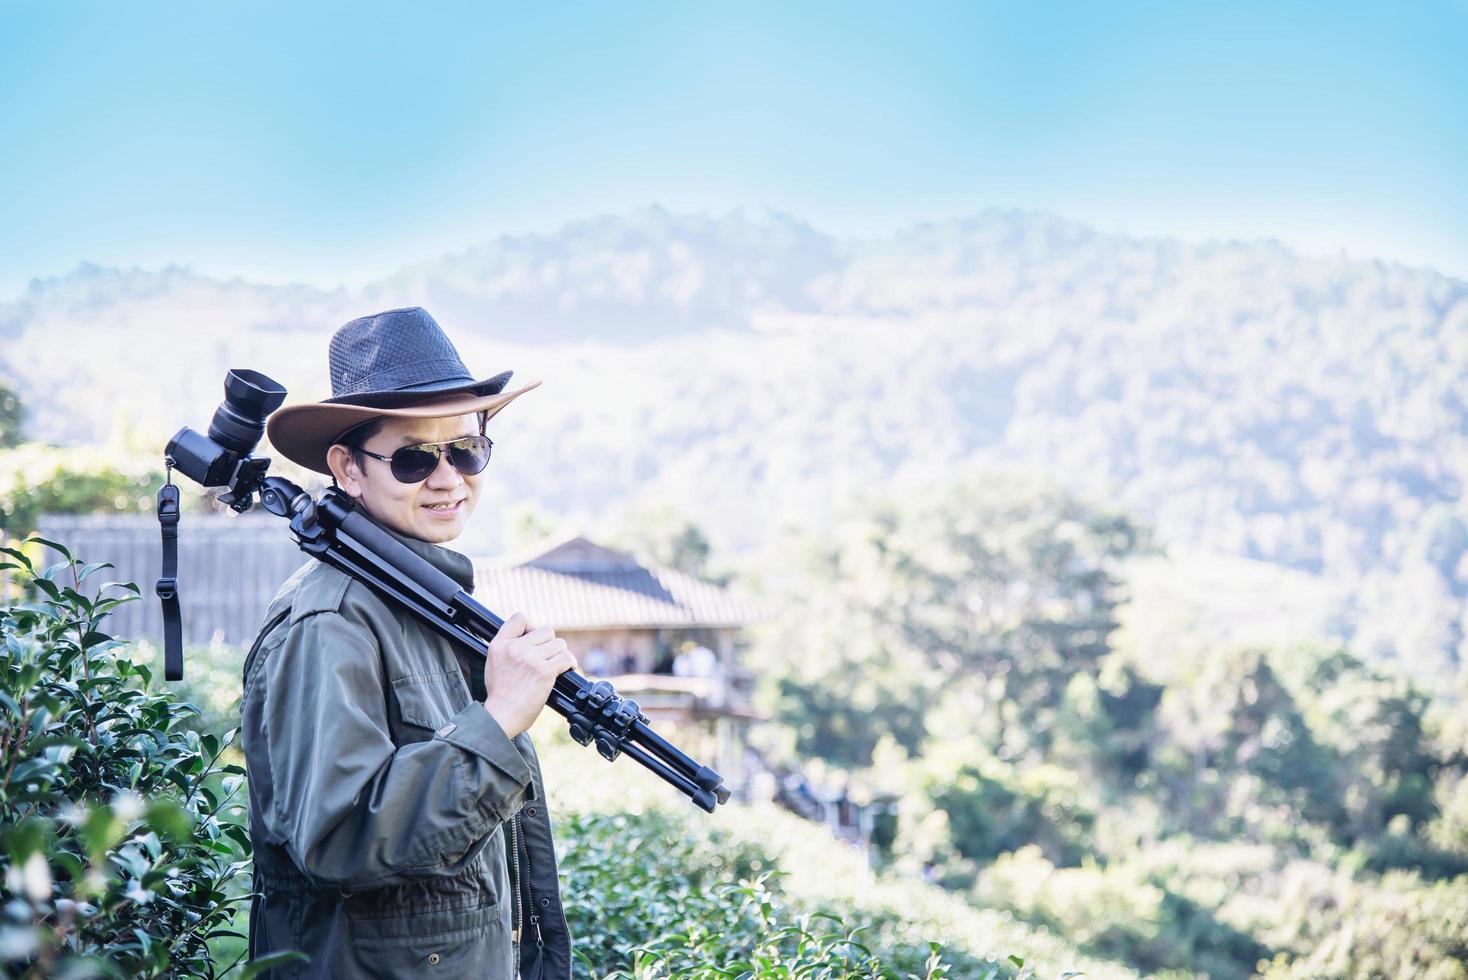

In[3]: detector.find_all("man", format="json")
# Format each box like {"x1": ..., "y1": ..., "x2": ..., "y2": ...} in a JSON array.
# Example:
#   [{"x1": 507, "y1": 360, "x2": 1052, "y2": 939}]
[{"x1": 241, "y1": 307, "x2": 575, "y2": 978}]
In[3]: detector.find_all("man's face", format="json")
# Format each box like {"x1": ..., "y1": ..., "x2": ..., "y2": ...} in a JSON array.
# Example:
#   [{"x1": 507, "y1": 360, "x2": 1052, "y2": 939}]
[{"x1": 327, "y1": 413, "x2": 484, "y2": 544}]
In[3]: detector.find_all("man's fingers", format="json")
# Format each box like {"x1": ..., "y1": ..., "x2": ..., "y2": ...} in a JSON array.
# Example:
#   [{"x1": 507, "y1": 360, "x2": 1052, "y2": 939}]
[{"x1": 547, "y1": 649, "x2": 578, "y2": 676}]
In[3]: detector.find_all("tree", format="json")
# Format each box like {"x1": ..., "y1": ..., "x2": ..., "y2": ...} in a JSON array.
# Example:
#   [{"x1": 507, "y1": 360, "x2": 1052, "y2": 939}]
[
  {"x1": 600, "y1": 500, "x2": 720, "y2": 580},
  {"x1": 1153, "y1": 646, "x2": 1363, "y2": 840},
  {"x1": 751, "y1": 465, "x2": 1144, "y2": 769}
]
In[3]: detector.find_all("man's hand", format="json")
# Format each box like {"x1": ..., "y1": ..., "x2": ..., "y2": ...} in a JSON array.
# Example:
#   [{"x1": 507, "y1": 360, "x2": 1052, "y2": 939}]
[{"x1": 482, "y1": 612, "x2": 578, "y2": 739}]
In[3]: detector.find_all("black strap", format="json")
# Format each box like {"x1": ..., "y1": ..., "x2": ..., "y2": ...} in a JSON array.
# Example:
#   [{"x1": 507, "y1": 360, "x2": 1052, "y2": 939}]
[{"x1": 156, "y1": 469, "x2": 183, "y2": 681}]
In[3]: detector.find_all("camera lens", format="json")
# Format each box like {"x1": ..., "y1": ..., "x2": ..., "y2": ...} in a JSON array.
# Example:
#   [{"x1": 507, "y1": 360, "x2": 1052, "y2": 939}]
[{"x1": 208, "y1": 369, "x2": 288, "y2": 455}]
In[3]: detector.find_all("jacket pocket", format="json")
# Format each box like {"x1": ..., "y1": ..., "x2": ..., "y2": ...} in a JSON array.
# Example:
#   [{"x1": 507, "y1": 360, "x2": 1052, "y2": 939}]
[
  {"x1": 391, "y1": 669, "x2": 471, "y2": 732},
  {"x1": 346, "y1": 900, "x2": 509, "y2": 977}
]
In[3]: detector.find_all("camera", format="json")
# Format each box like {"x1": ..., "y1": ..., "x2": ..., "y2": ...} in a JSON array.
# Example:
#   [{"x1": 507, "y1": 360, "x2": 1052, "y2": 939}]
[{"x1": 166, "y1": 369, "x2": 286, "y2": 509}]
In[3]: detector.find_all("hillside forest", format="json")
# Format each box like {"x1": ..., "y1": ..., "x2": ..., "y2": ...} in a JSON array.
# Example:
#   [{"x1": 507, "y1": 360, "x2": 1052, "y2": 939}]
[{"x1": 2, "y1": 210, "x2": 1467, "y2": 976}]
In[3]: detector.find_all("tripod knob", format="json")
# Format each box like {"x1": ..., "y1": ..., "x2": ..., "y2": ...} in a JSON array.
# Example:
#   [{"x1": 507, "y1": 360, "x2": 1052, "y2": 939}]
[
  {"x1": 567, "y1": 713, "x2": 593, "y2": 746},
  {"x1": 594, "y1": 731, "x2": 622, "y2": 762}
]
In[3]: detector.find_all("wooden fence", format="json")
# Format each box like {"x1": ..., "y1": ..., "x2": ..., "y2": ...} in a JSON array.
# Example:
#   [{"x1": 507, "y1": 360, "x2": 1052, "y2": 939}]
[{"x1": 33, "y1": 513, "x2": 310, "y2": 648}]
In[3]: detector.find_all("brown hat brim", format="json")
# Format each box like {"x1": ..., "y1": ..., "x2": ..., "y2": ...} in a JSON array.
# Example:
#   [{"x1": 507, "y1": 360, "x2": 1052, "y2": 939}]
[{"x1": 265, "y1": 379, "x2": 542, "y2": 475}]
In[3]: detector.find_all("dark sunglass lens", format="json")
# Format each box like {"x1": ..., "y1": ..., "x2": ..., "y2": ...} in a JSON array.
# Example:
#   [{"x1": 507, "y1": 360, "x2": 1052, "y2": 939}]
[
  {"x1": 390, "y1": 447, "x2": 441, "y2": 483},
  {"x1": 446, "y1": 437, "x2": 491, "y2": 476}
]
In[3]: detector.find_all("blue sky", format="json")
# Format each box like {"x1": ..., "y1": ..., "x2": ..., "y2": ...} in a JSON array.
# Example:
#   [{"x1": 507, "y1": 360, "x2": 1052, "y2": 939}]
[{"x1": 1, "y1": 1, "x2": 1464, "y2": 296}]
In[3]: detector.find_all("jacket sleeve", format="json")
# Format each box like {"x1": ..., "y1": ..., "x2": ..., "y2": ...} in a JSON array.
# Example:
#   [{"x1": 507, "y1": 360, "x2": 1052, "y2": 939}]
[{"x1": 258, "y1": 608, "x2": 535, "y2": 892}]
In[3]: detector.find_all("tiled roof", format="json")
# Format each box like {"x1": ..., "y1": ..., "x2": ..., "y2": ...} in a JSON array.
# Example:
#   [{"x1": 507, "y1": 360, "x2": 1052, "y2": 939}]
[{"x1": 472, "y1": 534, "x2": 767, "y2": 629}]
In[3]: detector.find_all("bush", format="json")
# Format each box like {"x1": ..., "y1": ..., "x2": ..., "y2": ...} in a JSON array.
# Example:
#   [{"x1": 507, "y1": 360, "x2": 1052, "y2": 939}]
[
  {"x1": 0, "y1": 445, "x2": 167, "y2": 536},
  {"x1": 927, "y1": 762, "x2": 1096, "y2": 872},
  {"x1": 1255, "y1": 870, "x2": 1468, "y2": 979},
  {"x1": 535, "y1": 725, "x2": 1119, "y2": 977},
  {"x1": 558, "y1": 808, "x2": 986, "y2": 979},
  {"x1": 974, "y1": 846, "x2": 1269, "y2": 979},
  {"x1": 0, "y1": 537, "x2": 293, "y2": 978}
]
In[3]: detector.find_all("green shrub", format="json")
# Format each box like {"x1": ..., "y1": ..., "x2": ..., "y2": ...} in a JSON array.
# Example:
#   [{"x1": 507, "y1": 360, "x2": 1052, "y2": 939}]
[
  {"x1": 974, "y1": 846, "x2": 1269, "y2": 979},
  {"x1": 1103, "y1": 836, "x2": 1468, "y2": 978},
  {"x1": 557, "y1": 808, "x2": 987, "y2": 979},
  {"x1": 0, "y1": 445, "x2": 166, "y2": 535},
  {"x1": 0, "y1": 382, "x2": 21, "y2": 450},
  {"x1": 537, "y1": 726, "x2": 1118, "y2": 977},
  {"x1": 0, "y1": 537, "x2": 293, "y2": 979},
  {"x1": 1255, "y1": 870, "x2": 1468, "y2": 979},
  {"x1": 929, "y1": 763, "x2": 1095, "y2": 871}
]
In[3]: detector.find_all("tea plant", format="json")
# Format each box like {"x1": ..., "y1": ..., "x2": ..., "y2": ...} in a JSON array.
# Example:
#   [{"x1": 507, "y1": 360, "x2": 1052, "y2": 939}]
[
  {"x1": 558, "y1": 808, "x2": 999, "y2": 979},
  {"x1": 0, "y1": 537, "x2": 294, "y2": 978}
]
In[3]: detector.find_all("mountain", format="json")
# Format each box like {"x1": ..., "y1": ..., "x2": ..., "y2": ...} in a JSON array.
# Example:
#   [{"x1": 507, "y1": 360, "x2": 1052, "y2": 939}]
[
  {"x1": 3, "y1": 206, "x2": 1466, "y2": 678},
  {"x1": 362, "y1": 206, "x2": 843, "y2": 341}
]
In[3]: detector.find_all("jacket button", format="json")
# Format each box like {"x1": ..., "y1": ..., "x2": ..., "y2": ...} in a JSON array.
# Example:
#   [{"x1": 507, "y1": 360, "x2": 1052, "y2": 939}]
[
  {"x1": 540, "y1": 897, "x2": 550, "y2": 907},
  {"x1": 428, "y1": 953, "x2": 441, "y2": 965},
  {"x1": 527, "y1": 806, "x2": 537, "y2": 816}
]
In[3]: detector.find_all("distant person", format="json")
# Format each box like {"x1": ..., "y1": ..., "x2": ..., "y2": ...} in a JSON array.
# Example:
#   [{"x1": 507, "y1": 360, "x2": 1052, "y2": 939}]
[
  {"x1": 672, "y1": 641, "x2": 695, "y2": 677},
  {"x1": 673, "y1": 642, "x2": 717, "y2": 678},
  {"x1": 241, "y1": 308, "x2": 575, "y2": 978},
  {"x1": 584, "y1": 642, "x2": 611, "y2": 676},
  {"x1": 686, "y1": 643, "x2": 717, "y2": 677}
]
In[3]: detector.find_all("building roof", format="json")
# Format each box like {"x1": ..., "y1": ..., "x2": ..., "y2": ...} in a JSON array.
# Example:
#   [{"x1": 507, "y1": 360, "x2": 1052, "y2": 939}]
[{"x1": 472, "y1": 534, "x2": 767, "y2": 630}]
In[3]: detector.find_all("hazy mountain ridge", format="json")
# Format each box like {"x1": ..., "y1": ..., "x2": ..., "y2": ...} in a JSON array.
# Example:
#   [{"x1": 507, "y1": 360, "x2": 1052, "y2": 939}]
[
  {"x1": 364, "y1": 207, "x2": 844, "y2": 341},
  {"x1": 3, "y1": 207, "x2": 1467, "y2": 677}
]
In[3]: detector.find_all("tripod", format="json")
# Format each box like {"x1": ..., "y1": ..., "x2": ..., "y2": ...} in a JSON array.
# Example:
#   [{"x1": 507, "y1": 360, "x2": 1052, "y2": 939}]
[
  {"x1": 159, "y1": 474, "x2": 731, "y2": 813},
  {"x1": 271, "y1": 479, "x2": 731, "y2": 812}
]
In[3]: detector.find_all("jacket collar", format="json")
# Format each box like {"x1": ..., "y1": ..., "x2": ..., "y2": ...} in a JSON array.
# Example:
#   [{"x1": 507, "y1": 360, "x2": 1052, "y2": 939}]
[{"x1": 370, "y1": 516, "x2": 478, "y2": 593}]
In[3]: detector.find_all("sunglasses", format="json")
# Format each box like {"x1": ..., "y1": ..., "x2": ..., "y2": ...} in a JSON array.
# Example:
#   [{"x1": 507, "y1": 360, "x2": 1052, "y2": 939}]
[{"x1": 355, "y1": 434, "x2": 494, "y2": 484}]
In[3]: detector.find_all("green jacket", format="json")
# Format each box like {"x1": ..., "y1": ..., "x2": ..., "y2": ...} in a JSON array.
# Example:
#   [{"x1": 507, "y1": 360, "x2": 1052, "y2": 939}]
[{"x1": 240, "y1": 521, "x2": 573, "y2": 979}]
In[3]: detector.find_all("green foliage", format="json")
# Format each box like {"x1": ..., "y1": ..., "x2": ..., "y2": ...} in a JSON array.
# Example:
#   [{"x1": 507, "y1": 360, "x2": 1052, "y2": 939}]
[
  {"x1": 1151, "y1": 648, "x2": 1347, "y2": 840},
  {"x1": 557, "y1": 807, "x2": 1008, "y2": 980},
  {"x1": 1117, "y1": 837, "x2": 1468, "y2": 980},
  {"x1": 0, "y1": 444, "x2": 166, "y2": 535},
  {"x1": 0, "y1": 538, "x2": 267, "y2": 978},
  {"x1": 753, "y1": 467, "x2": 1144, "y2": 770},
  {"x1": 7, "y1": 467, "x2": 1463, "y2": 980},
  {"x1": 931, "y1": 766, "x2": 1093, "y2": 870},
  {"x1": 975, "y1": 846, "x2": 1270, "y2": 979},
  {"x1": 1256, "y1": 871, "x2": 1468, "y2": 979},
  {"x1": 743, "y1": 470, "x2": 1468, "y2": 978},
  {"x1": 538, "y1": 725, "x2": 1128, "y2": 978},
  {"x1": 1282, "y1": 646, "x2": 1445, "y2": 838},
  {"x1": 0, "y1": 533, "x2": 1079, "y2": 979},
  {"x1": 599, "y1": 499, "x2": 722, "y2": 582},
  {"x1": 1427, "y1": 768, "x2": 1468, "y2": 855},
  {"x1": 774, "y1": 676, "x2": 928, "y2": 770},
  {"x1": 0, "y1": 381, "x2": 22, "y2": 450}
]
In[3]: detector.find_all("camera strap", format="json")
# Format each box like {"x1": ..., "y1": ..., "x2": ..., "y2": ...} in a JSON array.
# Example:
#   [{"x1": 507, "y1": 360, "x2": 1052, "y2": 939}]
[{"x1": 156, "y1": 462, "x2": 184, "y2": 681}]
